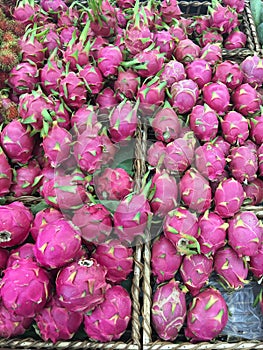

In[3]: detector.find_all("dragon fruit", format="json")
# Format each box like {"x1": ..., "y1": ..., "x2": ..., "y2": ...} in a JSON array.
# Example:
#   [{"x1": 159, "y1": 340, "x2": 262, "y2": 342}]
[
  {"x1": 89, "y1": 0, "x2": 117, "y2": 37},
  {"x1": 13, "y1": 2, "x2": 37, "y2": 25},
  {"x1": 232, "y1": 83, "x2": 261, "y2": 116},
  {"x1": 117, "y1": 0, "x2": 136, "y2": 8},
  {"x1": 214, "y1": 246, "x2": 248, "y2": 289},
  {"x1": 160, "y1": 60, "x2": 186, "y2": 87},
  {"x1": 72, "y1": 203, "x2": 112, "y2": 244},
  {"x1": 52, "y1": 99, "x2": 71, "y2": 130},
  {"x1": 193, "y1": 16, "x2": 211, "y2": 36},
  {"x1": 56, "y1": 258, "x2": 108, "y2": 312},
  {"x1": 151, "y1": 103, "x2": 181, "y2": 143},
  {"x1": 98, "y1": 45, "x2": 123, "y2": 77},
  {"x1": 84, "y1": 285, "x2": 131, "y2": 342},
  {"x1": 228, "y1": 145, "x2": 258, "y2": 183},
  {"x1": 6, "y1": 243, "x2": 35, "y2": 268},
  {"x1": 240, "y1": 55, "x2": 263, "y2": 88},
  {"x1": 96, "y1": 87, "x2": 119, "y2": 113},
  {"x1": 59, "y1": 72, "x2": 87, "y2": 110},
  {"x1": 92, "y1": 239, "x2": 133, "y2": 283},
  {"x1": 200, "y1": 43, "x2": 222, "y2": 65},
  {"x1": 198, "y1": 211, "x2": 228, "y2": 256},
  {"x1": 0, "y1": 201, "x2": 33, "y2": 248},
  {"x1": 220, "y1": 111, "x2": 249, "y2": 145},
  {"x1": 199, "y1": 29, "x2": 223, "y2": 47},
  {"x1": 0, "y1": 147, "x2": 12, "y2": 196},
  {"x1": 258, "y1": 144, "x2": 263, "y2": 177},
  {"x1": 0, "y1": 259, "x2": 50, "y2": 317},
  {"x1": 185, "y1": 288, "x2": 228, "y2": 341},
  {"x1": 224, "y1": 30, "x2": 247, "y2": 49},
  {"x1": 71, "y1": 105, "x2": 98, "y2": 134},
  {"x1": 171, "y1": 79, "x2": 199, "y2": 114},
  {"x1": 154, "y1": 31, "x2": 176, "y2": 59},
  {"x1": 34, "y1": 218, "x2": 82, "y2": 269},
  {"x1": 203, "y1": 82, "x2": 230, "y2": 115},
  {"x1": 180, "y1": 168, "x2": 212, "y2": 214},
  {"x1": 213, "y1": 136, "x2": 231, "y2": 156},
  {"x1": 185, "y1": 59, "x2": 212, "y2": 88},
  {"x1": 209, "y1": 2, "x2": 239, "y2": 33},
  {"x1": 149, "y1": 169, "x2": 178, "y2": 217},
  {"x1": 214, "y1": 178, "x2": 245, "y2": 218},
  {"x1": 19, "y1": 35, "x2": 46, "y2": 67},
  {"x1": 0, "y1": 304, "x2": 32, "y2": 338},
  {"x1": 213, "y1": 60, "x2": 244, "y2": 90},
  {"x1": 163, "y1": 207, "x2": 199, "y2": 255},
  {"x1": 59, "y1": 26, "x2": 80, "y2": 46},
  {"x1": 11, "y1": 160, "x2": 42, "y2": 197},
  {"x1": 250, "y1": 115, "x2": 263, "y2": 145},
  {"x1": 35, "y1": 296, "x2": 83, "y2": 343},
  {"x1": 189, "y1": 104, "x2": 218, "y2": 142},
  {"x1": 152, "y1": 279, "x2": 186, "y2": 341},
  {"x1": 1, "y1": 120, "x2": 34, "y2": 164},
  {"x1": 124, "y1": 19, "x2": 153, "y2": 55},
  {"x1": 195, "y1": 142, "x2": 226, "y2": 181},
  {"x1": 137, "y1": 80, "x2": 166, "y2": 115},
  {"x1": 151, "y1": 235, "x2": 182, "y2": 283},
  {"x1": 0, "y1": 248, "x2": 9, "y2": 271},
  {"x1": 42, "y1": 27, "x2": 61, "y2": 57},
  {"x1": 250, "y1": 244, "x2": 263, "y2": 278},
  {"x1": 40, "y1": 56, "x2": 64, "y2": 95},
  {"x1": 114, "y1": 69, "x2": 139, "y2": 99},
  {"x1": 147, "y1": 141, "x2": 166, "y2": 169},
  {"x1": 160, "y1": 0, "x2": 181, "y2": 23},
  {"x1": 40, "y1": 0, "x2": 68, "y2": 13},
  {"x1": 30, "y1": 208, "x2": 63, "y2": 241},
  {"x1": 174, "y1": 39, "x2": 200, "y2": 62},
  {"x1": 8, "y1": 62, "x2": 39, "y2": 95},
  {"x1": 223, "y1": 0, "x2": 245, "y2": 12},
  {"x1": 78, "y1": 64, "x2": 104, "y2": 95},
  {"x1": 244, "y1": 178, "x2": 263, "y2": 205},
  {"x1": 228, "y1": 211, "x2": 263, "y2": 257},
  {"x1": 180, "y1": 254, "x2": 213, "y2": 296},
  {"x1": 94, "y1": 167, "x2": 134, "y2": 201}
]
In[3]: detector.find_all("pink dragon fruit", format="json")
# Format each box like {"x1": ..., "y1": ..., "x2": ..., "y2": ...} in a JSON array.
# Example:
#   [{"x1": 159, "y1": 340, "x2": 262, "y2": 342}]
[
  {"x1": 151, "y1": 103, "x2": 181, "y2": 143},
  {"x1": 244, "y1": 178, "x2": 263, "y2": 205},
  {"x1": 174, "y1": 39, "x2": 201, "y2": 62},
  {"x1": 89, "y1": 0, "x2": 117, "y2": 37},
  {"x1": 228, "y1": 211, "x2": 263, "y2": 257},
  {"x1": 192, "y1": 16, "x2": 211, "y2": 36},
  {"x1": 84, "y1": 285, "x2": 131, "y2": 342},
  {"x1": 71, "y1": 105, "x2": 98, "y2": 135},
  {"x1": 72, "y1": 203, "x2": 112, "y2": 244},
  {"x1": 89, "y1": 36, "x2": 108, "y2": 61},
  {"x1": 198, "y1": 211, "x2": 228, "y2": 256},
  {"x1": 137, "y1": 80, "x2": 166, "y2": 115},
  {"x1": 209, "y1": 2, "x2": 239, "y2": 33},
  {"x1": 124, "y1": 20, "x2": 153, "y2": 55},
  {"x1": 63, "y1": 32, "x2": 90, "y2": 72},
  {"x1": 213, "y1": 136, "x2": 231, "y2": 156},
  {"x1": 34, "y1": 218, "x2": 82, "y2": 269},
  {"x1": 232, "y1": 83, "x2": 261, "y2": 116},
  {"x1": 78, "y1": 64, "x2": 104, "y2": 95},
  {"x1": 220, "y1": 111, "x2": 249, "y2": 145},
  {"x1": 42, "y1": 26, "x2": 61, "y2": 57},
  {"x1": 214, "y1": 246, "x2": 248, "y2": 289},
  {"x1": 250, "y1": 115, "x2": 263, "y2": 145},
  {"x1": 163, "y1": 207, "x2": 199, "y2": 255},
  {"x1": 160, "y1": 0, "x2": 181, "y2": 23},
  {"x1": 151, "y1": 235, "x2": 182, "y2": 283},
  {"x1": 240, "y1": 55, "x2": 263, "y2": 87},
  {"x1": 180, "y1": 168, "x2": 212, "y2": 214},
  {"x1": 160, "y1": 60, "x2": 186, "y2": 87},
  {"x1": 258, "y1": 144, "x2": 263, "y2": 176},
  {"x1": 149, "y1": 169, "x2": 178, "y2": 217},
  {"x1": 52, "y1": 99, "x2": 71, "y2": 130},
  {"x1": 228, "y1": 145, "x2": 258, "y2": 183},
  {"x1": 0, "y1": 201, "x2": 33, "y2": 248},
  {"x1": 250, "y1": 244, "x2": 263, "y2": 278},
  {"x1": 59, "y1": 72, "x2": 87, "y2": 109},
  {"x1": 117, "y1": 0, "x2": 136, "y2": 8},
  {"x1": 0, "y1": 259, "x2": 50, "y2": 317},
  {"x1": 114, "y1": 69, "x2": 139, "y2": 99},
  {"x1": 171, "y1": 79, "x2": 199, "y2": 114},
  {"x1": 30, "y1": 208, "x2": 63, "y2": 241},
  {"x1": 109, "y1": 100, "x2": 138, "y2": 143},
  {"x1": 195, "y1": 142, "x2": 226, "y2": 181},
  {"x1": 19, "y1": 35, "x2": 46, "y2": 67},
  {"x1": 223, "y1": 0, "x2": 245, "y2": 12},
  {"x1": 35, "y1": 296, "x2": 83, "y2": 343},
  {"x1": 59, "y1": 26, "x2": 80, "y2": 46},
  {"x1": 40, "y1": 57, "x2": 64, "y2": 95},
  {"x1": 147, "y1": 141, "x2": 166, "y2": 169},
  {"x1": 13, "y1": 2, "x2": 37, "y2": 25},
  {"x1": 224, "y1": 30, "x2": 247, "y2": 49},
  {"x1": 0, "y1": 147, "x2": 12, "y2": 196},
  {"x1": 213, "y1": 60, "x2": 244, "y2": 90},
  {"x1": 0, "y1": 304, "x2": 32, "y2": 338},
  {"x1": 98, "y1": 45, "x2": 123, "y2": 77},
  {"x1": 199, "y1": 29, "x2": 223, "y2": 47},
  {"x1": 6, "y1": 243, "x2": 35, "y2": 268},
  {"x1": 40, "y1": 0, "x2": 67, "y2": 13},
  {"x1": 152, "y1": 279, "x2": 186, "y2": 341},
  {"x1": 92, "y1": 239, "x2": 133, "y2": 283},
  {"x1": 56, "y1": 258, "x2": 108, "y2": 312},
  {"x1": 200, "y1": 43, "x2": 222, "y2": 65},
  {"x1": 93, "y1": 167, "x2": 134, "y2": 201},
  {"x1": 96, "y1": 87, "x2": 119, "y2": 113},
  {"x1": 8, "y1": 62, "x2": 39, "y2": 95},
  {"x1": 154, "y1": 31, "x2": 176, "y2": 59},
  {"x1": 0, "y1": 248, "x2": 9, "y2": 271},
  {"x1": 185, "y1": 288, "x2": 228, "y2": 341},
  {"x1": 189, "y1": 104, "x2": 218, "y2": 142},
  {"x1": 180, "y1": 254, "x2": 213, "y2": 296},
  {"x1": 214, "y1": 178, "x2": 245, "y2": 218},
  {"x1": 203, "y1": 82, "x2": 230, "y2": 115},
  {"x1": 1, "y1": 120, "x2": 35, "y2": 164},
  {"x1": 185, "y1": 59, "x2": 212, "y2": 88}
]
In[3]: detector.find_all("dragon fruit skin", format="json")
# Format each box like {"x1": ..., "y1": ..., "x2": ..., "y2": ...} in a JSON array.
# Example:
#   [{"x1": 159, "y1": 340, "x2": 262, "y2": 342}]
[
  {"x1": 8, "y1": 62, "x2": 39, "y2": 95},
  {"x1": 30, "y1": 208, "x2": 63, "y2": 242},
  {"x1": 214, "y1": 246, "x2": 248, "y2": 289},
  {"x1": 214, "y1": 178, "x2": 245, "y2": 218},
  {"x1": 137, "y1": 81, "x2": 166, "y2": 115},
  {"x1": 250, "y1": 244, "x2": 263, "y2": 278},
  {"x1": 258, "y1": 144, "x2": 263, "y2": 177},
  {"x1": 59, "y1": 26, "x2": 80, "y2": 47},
  {"x1": 224, "y1": 30, "x2": 247, "y2": 49},
  {"x1": 240, "y1": 55, "x2": 263, "y2": 88},
  {"x1": 1, "y1": 120, "x2": 35, "y2": 164},
  {"x1": 34, "y1": 218, "x2": 82, "y2": 269},
  {"x1": 71, "y1": 105, "x2": 98, "y2": 135},
  {"x1": 198, "y1": 211, "x2": 228, "y2": 256},
  {"x1": 171, "y1": 79, "x2": 199, "y2": 114},
  {"x1": 250, "y1": 115, "x2": 263, "y2": 145},
  {"x1": 147, "y1": 141, "x2": 166, "y2": 169},
  {"x1": 185, "y1": 59, "x2": 212, "y2": 89},
  {"x1": 96, "y1": 87, "x2": 120, "y2": 114},
  {"x1": 131, "y1": 49, "x2": 165, "y2": 78},
  {"x1": 59, "y1": 72, "x2": 87, "y2": 110},
  {"x1": 180, "y1": 168, "x2": 212, "y2": 214},
  {"x1": 13, "y1": 2, "x2": 37, "y2": 25},
  {"x1": 228, "y1": 145, "x2": 258, "y2": 183},
  {"x1": 232, "y1": 83, "x2": 261, "y2": 116},
  {"x1": 152, "y1": 279, "x2": 186, "y2": 341},
  {"x1": 92, "y1": 239, "x2": 133, "y2": 283},
  {"x1": 203, "y1": 82, "x2": 230, "y2": 115},
  {"x1": 199, "y1": 29, "x2": 223, "y2": 47},
  {"x1": 151, "y1": 106, "x2": 181, "y2": 143},
  {"x1": 19, "y1": 36, "x2": 45, "y2": 67},
  {"x1": 151, "y1": 235, "x2": 182, "y2": 283},
  {"x1": 94, "y1": 168, "x2": 134, "y2": 201},
  {"x1": 124, "y1": 23, "x2": 153, "y2": 55},
  {"x1": 228, "y1": 211, "x2": 263, "y2": 257},
  {"x1": 6, "y1": 243, "x2": 35, "y2": 268},
  {"x1": 213, "y1": 60, "x2": 244, "y2": 90},
  {"x1": 40, "y1": 58, "x2": 64, "y2": 96},
  {"x1": 97, "y1": 45, "x2": 123, "y2": 78},
  {"x1": 213, "y1": 136, "x2": 231, "y2": 157},
  {"x1": 114, "y1": 69, "x2": 139, "y2": 99},
  {"x1": 56, "y1": 259, "x2": 108, "y2": 313},
  {"x1": 154, "y1": 31, "x2": 176, "y2": 59},
  {"x1": 84, "y1": 285, "x2": 131, "y2": 342},
  {"x1": 78, "y1": 64, "x2": 104, "y2": 95},
  {"x1": 209, "y1": 3, "x2": 239, "y2": 34},
  {"x1": 185, "y1": 288, "x2": 228, "y2": 342},
  {"x1": 189, "y1": 104, "x2": 218, "y2": 142},
  {"x1": 180, "y1": 254, "x2": 213, "y2": 296},
  {"x1": 193, "y1": 16, "x2": 210, "y2": 36},
  {"x1": 117, "y1": 0, "x2": 136, "y2": 9},
  {"x1": 0, "y1": 259, "x2": 51, "y2": 317},
  {"x1": 63, "y1": 41, "x2": 90, "y2": 72},
  {"x1": 0, "y1": 202, "x2": 33, "y2": 248},
  {"x1": 0, "y1": 248, "x2": 9, "y2": 271},
  {"x1": 200, "y1": 43, "x2": 222, "y2": 65},
  {"x1": 72, "y1": 204, "x2": 113, "y2": 244},
  {"x1": 244, "y1": 178, "x2": 263, "y2": 205},
  {"x1": 221, "y1": 111, "x2": 249, "y2": 145},
  {"x1": 223, "y1": 0, "x2": 245, "y2": 12},
  {"x1": 160, "y1": 60, "x2": 186, "y2": 87},
  {"x1": 0, "y1": 147, "x2": 12, "y2": 196},
  {"x1": 0, "y1": 304, "x2": 32, "y2": 338},
  {"x1": 40, "y1": 0, "x2": 68, "y2": 13},
  {"x1": 174, "y1": 39, "x2": 201, "y2": 63},
  {"x1": 160, "y1": 0, "x2": 181, "y2": 23},
  {"x1": 35, "y1": 296, "x2": 83, "y2": 343}
]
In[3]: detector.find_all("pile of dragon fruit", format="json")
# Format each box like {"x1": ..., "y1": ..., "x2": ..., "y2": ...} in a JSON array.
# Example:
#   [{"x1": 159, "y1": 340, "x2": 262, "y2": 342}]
[{"x1": 0, "y1": 0, "x2": 262, "y2": 345}]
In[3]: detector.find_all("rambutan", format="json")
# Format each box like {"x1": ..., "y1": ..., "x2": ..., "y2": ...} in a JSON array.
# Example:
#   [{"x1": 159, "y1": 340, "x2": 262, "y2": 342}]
[
  {"x1": 7, "y1": 20, "x2": 26, "y2": 36},
  {"x1": 0, "y1": 70, "x2": 8, "y2": 88},
  {"x1": 0, "y1": 19, "x2": 9, "y2": 31},
  {"x1": 0, "y1": 48, "x2": 19, "y2": 72},
  {"x1": 0, "y1": 97, "x2": 18, "y2": 121}
]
